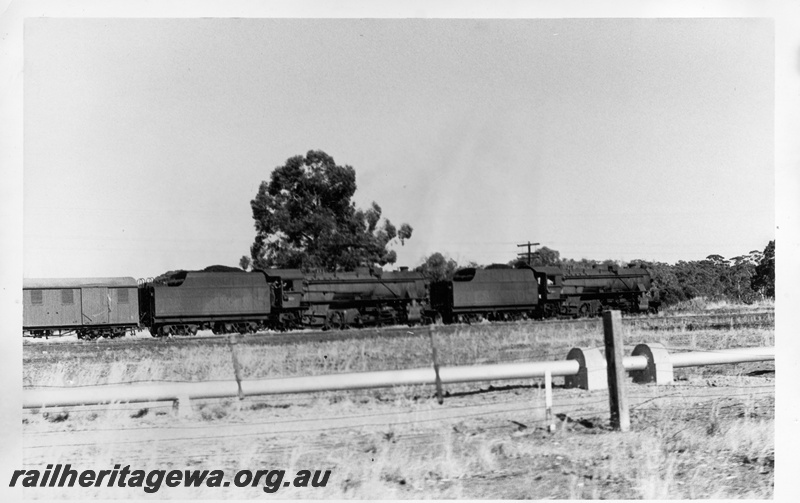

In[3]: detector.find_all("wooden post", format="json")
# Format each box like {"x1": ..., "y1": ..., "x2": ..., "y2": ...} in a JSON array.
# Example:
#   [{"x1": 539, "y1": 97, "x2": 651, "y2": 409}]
[
  {"x1": 228, "y1": 334, "x2": 245, "y2": 400},
  {"x1": 172, "y1": 393, "x2": 193, "y2": 418},
  {"x1": 428, "y1": 325, "x2": 444, "y2": 404},
  {"x1": 603, "y1": 310, "x2": 630, "y2": 431},
  {"x1": 544, "y1": 369, "x2": 555, "y2": 433}
]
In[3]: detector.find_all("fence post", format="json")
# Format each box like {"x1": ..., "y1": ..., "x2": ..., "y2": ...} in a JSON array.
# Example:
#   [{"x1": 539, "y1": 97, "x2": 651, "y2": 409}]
[
  {"x1": 544, "y1": 369, "x2": 555, "y2": 433},
  {"x1": 603, "y1": 310, "x2": 630, "y2": 432},
  {"x1": 428, "y1": 325, "x2": 444, "y2": 405},
  {"x1": 173, "y1": 393, "x2": 193, "y2": 418},
  {"x1": 228, "y1": 334, "x2": 245, "y2": 401}
]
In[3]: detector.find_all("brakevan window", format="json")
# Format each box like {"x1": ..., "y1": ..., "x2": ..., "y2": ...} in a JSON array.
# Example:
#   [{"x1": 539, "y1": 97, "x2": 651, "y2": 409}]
[
  {"x1": 31, "y1": 289, "x2": 43, "y2": 305},
  {"x1": 118, "y1": 288, "x2": 129, "y2": 304},
  {"x1": 61, "y1": 289, "x2": 74, "y2": 305}
]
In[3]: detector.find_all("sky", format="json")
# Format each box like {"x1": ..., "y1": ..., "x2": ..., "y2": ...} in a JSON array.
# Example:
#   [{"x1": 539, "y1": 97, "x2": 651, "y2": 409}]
[{"x1": 19, "y1": 15, "x2": 777, "y2": 279}]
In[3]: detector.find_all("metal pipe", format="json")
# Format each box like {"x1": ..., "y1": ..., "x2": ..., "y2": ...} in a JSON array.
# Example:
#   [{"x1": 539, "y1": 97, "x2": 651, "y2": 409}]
[
  {"x1": 24, "y1": 380, "x2": 241, "y2": 409},
  {"x1": 623, "y1": 355, "x2": 649, "y2": 371},
  {"x1": 24, "y1": 359, "x2": 581, "y2": 409},
  {"x1": 22, "y1": 347, "x2": 774, "y2": 409},
  {"x1": 669, "y1": 346, "x2": 775, "y2": 368}
]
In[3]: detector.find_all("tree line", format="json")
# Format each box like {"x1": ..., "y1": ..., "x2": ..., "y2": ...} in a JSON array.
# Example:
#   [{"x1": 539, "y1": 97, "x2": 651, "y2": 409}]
[
  {"x1": 415, "y1": 241, "x2": 775, "y2": 305},
  {"x1": 238, "y1": 150, "x2": 774, "y2": 307}
]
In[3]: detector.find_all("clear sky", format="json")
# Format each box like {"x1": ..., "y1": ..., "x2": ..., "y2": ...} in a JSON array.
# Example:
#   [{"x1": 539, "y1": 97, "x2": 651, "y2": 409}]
[{"x1": 18, "y1": 14, "x2": 779, "y2": 280}]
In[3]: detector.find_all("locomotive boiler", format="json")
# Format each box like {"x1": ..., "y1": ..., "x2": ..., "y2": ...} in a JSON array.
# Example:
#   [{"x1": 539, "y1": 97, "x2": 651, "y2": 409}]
[
  {"x1": 268, "y1": 267, "x2": 427, "y2": 329},
  {"x1": 530, "y1": 265, "x2": 659, "y2": 318}
]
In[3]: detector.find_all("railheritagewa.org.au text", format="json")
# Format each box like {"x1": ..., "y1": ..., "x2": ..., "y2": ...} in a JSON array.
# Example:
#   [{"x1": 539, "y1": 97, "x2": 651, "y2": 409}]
[{"x1": 10, "y1": 464, "x2": 331, "y2": 494}]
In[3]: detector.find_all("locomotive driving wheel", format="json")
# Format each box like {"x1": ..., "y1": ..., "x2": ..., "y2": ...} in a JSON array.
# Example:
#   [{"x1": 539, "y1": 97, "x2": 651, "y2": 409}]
[{"x1": 543, "y1": 303, "x2": 559, "y2": 319}]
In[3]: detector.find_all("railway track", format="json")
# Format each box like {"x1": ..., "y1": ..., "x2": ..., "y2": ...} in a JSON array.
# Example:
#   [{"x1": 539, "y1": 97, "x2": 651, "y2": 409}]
[
  {"x1": 23, "y1": 310, "x2": 774, "y2": 352},
  {"x1": 535, "y1": 310, "x2": 775, "y2": 331}
]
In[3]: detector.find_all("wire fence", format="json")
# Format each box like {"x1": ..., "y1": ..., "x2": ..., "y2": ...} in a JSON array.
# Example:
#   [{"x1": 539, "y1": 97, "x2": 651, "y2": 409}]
[
  {"x1": 21, "y1": 381, "x2": 775, "y2": 470},
  {"x1": 22, "y1": 342, "x2": 774, "y2": 390}
]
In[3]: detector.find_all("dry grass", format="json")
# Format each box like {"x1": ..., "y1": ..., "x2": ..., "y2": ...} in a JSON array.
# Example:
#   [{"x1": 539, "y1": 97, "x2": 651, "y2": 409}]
[
  {"x1": 21, "y1": 308, "x2": 775, "y2": 499},
  {"x1": 662, "y1": 297, "x2": 774, "y2": 315},
  {"x1": 24, "y1": 316, "x2": 774, "y2": 388}
]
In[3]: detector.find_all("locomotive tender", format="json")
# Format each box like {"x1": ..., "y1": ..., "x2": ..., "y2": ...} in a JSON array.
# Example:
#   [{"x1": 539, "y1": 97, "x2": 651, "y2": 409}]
[
  {"x1": 22, "y1": 264, "x2": 659, "y2": 339},
  {"x1": 138, "y1": 271, "x2": 274, "y2": 337},
  {"x1": 429, "y1": 268, "x2": 539, "y2": 324}
]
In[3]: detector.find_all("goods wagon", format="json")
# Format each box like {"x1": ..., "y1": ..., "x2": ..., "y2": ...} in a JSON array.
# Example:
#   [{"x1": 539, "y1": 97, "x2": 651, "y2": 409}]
[
  {"x1": 138, "y1": 271, "x2": 272, "y2": 336},
  {"x1": 429, "y1": 268, "x2": 539, "y2": 324},
  {"x1": 22, "y1": 277, "x2": 139, "y2": 339},
  {"x1": 267, "y1": 267, "x2": 427, "y2": 329}
]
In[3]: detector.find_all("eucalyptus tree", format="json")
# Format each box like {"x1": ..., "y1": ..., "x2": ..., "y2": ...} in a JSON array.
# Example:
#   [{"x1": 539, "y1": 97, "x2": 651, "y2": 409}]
[{"x1": 249, "y1": 150, "x2": 412, "y2": 271}]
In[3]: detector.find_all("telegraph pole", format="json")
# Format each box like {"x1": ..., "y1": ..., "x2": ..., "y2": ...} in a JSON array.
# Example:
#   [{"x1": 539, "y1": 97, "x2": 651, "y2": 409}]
[{"x1": 516, "y1": 241, "x2": 540, "y2": 265}]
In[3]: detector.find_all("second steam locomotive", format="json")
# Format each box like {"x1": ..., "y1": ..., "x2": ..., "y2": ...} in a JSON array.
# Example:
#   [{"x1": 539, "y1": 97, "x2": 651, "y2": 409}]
[{"x1": 22, "y1": 264, "x2": 660, "y2": 339}]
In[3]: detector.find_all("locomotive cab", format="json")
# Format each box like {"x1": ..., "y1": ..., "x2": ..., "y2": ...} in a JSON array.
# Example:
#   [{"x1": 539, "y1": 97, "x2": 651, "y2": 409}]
[
  {"x1": 528, "y1": 266, "x2": 563, "y2": 302},
  {"x1": 526, "y1": 266, "x2": 564, "y2": 318},
  {"x1": 264, "y1": 269, "x2": 304, "y2": 310}
]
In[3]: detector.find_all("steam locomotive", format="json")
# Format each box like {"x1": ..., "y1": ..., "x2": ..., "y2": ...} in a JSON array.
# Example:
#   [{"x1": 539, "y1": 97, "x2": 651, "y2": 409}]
[
  {"x1": 430, "y1": 265, "x2": 659, "y2": 324},
  {"x1": 22, "y1": 264, "x2": 659, "y2": 339}
]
